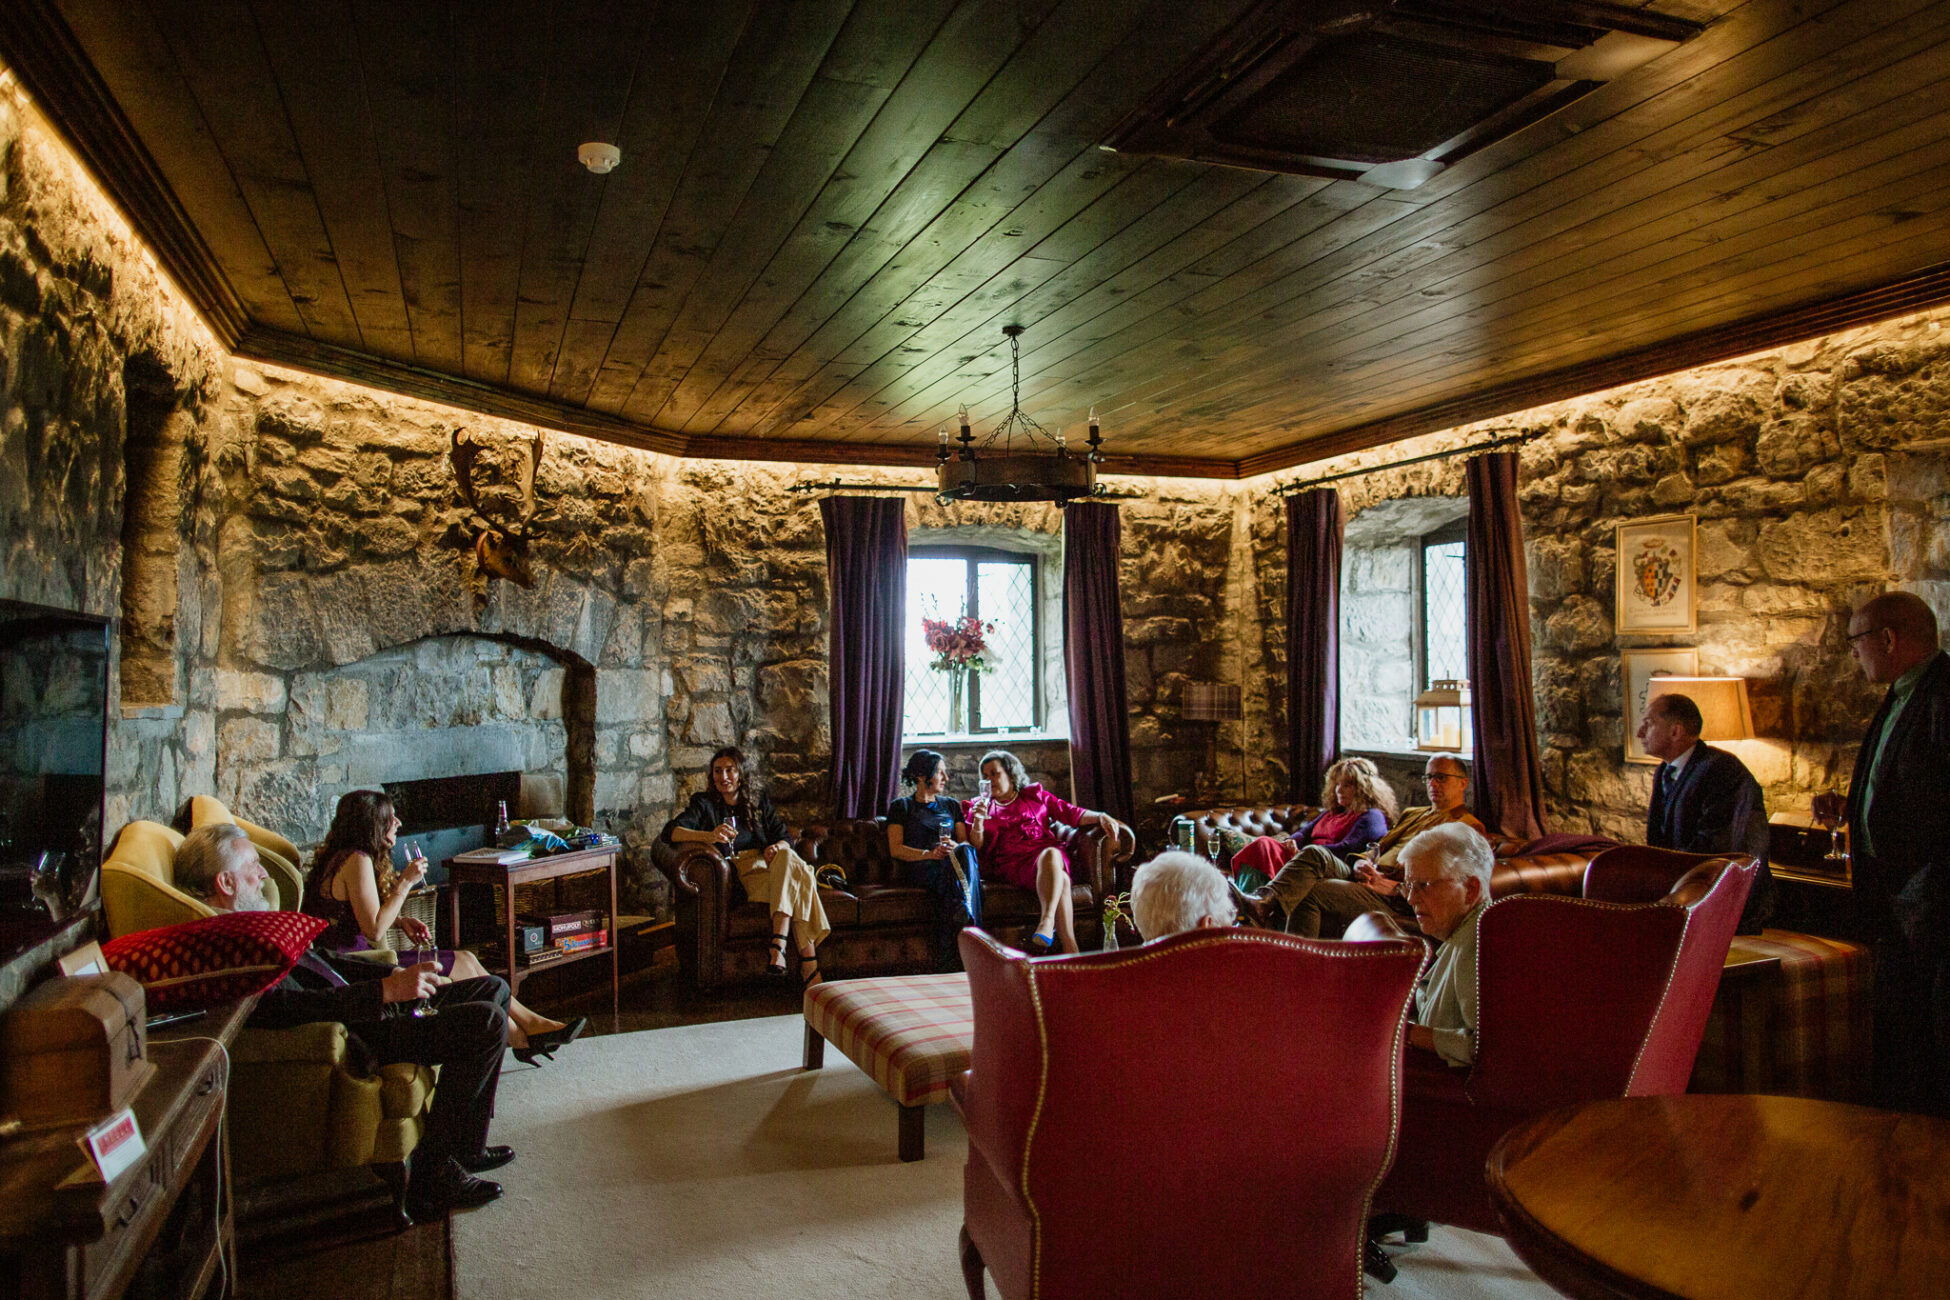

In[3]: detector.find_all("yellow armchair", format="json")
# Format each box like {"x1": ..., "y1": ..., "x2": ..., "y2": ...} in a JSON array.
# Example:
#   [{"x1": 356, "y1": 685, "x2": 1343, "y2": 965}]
[
  {"x1": 227, "y1": 1020, "x2": 432, "y2": 1224},
  {"x1": 101, "y1": 811, "x2": 433, "y2": 1222},
  {"x1": 188, "y1": 794, "x2": 305, "y2": 912}
]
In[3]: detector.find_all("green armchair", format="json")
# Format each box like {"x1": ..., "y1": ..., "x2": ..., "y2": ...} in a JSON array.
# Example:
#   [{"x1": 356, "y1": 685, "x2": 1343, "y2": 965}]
[{"x1": 227, "y1": 1020, "x2": 433, "y2": 1225}]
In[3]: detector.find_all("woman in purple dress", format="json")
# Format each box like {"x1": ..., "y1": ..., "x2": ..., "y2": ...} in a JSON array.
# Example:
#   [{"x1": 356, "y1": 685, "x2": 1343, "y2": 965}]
[{"x1": 967, "y1": 749, "x2": 1120, "y2": 955}]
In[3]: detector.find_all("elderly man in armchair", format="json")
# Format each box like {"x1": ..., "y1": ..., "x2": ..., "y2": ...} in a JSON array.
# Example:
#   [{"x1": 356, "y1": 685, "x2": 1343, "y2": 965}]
[
  {"x1": 174, "y1": 823, "x2": 515, "y2": 1220},
  {"x1": 1389, "y1": 822, "x2": 1493, "y2": 1067}
]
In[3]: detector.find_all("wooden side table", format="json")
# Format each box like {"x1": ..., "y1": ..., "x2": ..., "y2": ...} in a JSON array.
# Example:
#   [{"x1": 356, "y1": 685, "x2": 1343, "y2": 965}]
[
  {"x1": 1487, "y1": 1094, "x2": 1950, "y2": 1300},
  {"x1": 444, "y1": 846, "x2": 620, "y2": 1019}
]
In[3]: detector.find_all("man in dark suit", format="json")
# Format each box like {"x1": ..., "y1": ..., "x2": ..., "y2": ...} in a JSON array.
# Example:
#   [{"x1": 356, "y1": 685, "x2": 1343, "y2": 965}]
[
  {"x1": 1845, "y1": 590, "x2": 1950, "y2": 1116},
  {"x1": 1638, "y1": 691, "x2": 1774, "y2": 932},
  {"x1": 175, "y1": 823, "x2": 515, "y2": 1218}
]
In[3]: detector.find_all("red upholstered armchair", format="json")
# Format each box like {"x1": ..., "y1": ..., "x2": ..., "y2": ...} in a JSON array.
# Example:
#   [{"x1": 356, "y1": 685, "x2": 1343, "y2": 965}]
[
  {"x1": 953, "y1": 925, "x2": 1426, "y2": 1300},
  {"x1": 1371, "y1": 855, "x2": 1758, "y2": 1235}
]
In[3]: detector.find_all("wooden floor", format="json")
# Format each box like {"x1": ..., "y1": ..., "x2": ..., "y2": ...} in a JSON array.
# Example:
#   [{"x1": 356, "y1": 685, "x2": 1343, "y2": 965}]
[{"x1": 232, "y1": 947, "x2": 793, "y2": 1300}]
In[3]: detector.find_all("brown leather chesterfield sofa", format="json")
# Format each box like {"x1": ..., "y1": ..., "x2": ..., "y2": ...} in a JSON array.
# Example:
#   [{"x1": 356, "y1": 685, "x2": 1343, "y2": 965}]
[
  {"x1": 654, "y1": 816, "x2": 1136, "y2": 991},
  {"x1": 1180, "y1": 804, "x2": 1605, "y2": 899}
]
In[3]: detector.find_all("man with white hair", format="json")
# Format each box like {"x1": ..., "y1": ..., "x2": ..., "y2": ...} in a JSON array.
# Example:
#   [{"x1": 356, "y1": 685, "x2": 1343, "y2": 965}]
[
  {"x1": 1130, "y1": 851, "x2": 1238, "y2": 941},
  {"x1": 175, "y1": 823, "x2": 514, "y2": 1220},
  {"x1": 1393, "y1": 822, "x2": 1494, "y2": 1067}
]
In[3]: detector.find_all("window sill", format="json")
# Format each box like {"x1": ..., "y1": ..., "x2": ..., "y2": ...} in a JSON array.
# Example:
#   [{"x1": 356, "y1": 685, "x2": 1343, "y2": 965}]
[
  {"x1": 1342, "y1": 743, "x2": 1445, "y2": 762},
  {"x1": 901, "y1": 732, "x2": 1070, "y2": 749}
]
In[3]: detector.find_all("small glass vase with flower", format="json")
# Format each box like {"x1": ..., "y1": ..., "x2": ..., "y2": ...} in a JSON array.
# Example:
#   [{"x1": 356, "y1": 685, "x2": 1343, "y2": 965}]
[{"x1": 922, "y1": 613, "x2": 996, "y2": 735}]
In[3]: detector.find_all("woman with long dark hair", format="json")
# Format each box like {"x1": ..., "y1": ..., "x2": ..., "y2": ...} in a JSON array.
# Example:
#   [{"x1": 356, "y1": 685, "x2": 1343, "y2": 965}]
[
  {"x1": 302, "y1": 789, "x2": 585, "y2": 1065},
  {"x1": 663, "y1": 747, "x2": 829, "y2": 985},
  {"x1": 886, "y1": 749, "x2": 981, "y2": 971},
  {"x1": 968, "y1": 748, "x2": 1121, "y2": 955}
]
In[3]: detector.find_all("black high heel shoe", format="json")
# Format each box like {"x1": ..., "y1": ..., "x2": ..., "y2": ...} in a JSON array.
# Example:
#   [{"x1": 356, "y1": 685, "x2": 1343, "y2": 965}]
[
  {"x1": 765, "y1": 933, "x2": 790, "y2": 979},
  {"x1": 511, "y1": 1016, "x2": 587, "y2": 1066}
]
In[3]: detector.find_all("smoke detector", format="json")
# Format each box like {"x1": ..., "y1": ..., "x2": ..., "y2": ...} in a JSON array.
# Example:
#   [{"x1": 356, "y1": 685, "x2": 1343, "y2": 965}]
[{"x1": 577, "y1": 142, "x2": 621, "y2": 175}]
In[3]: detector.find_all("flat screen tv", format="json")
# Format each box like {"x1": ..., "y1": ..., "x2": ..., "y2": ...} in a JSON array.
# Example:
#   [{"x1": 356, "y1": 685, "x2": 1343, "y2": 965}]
[{"x1": 0, "y1": 599, "x2": 111, "y2": 967}]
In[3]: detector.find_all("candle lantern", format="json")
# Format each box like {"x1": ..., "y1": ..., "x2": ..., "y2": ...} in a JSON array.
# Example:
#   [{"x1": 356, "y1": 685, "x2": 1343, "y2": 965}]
[{"x1": 1413, "y1": 679, "x2": 1472, "y2": 752}]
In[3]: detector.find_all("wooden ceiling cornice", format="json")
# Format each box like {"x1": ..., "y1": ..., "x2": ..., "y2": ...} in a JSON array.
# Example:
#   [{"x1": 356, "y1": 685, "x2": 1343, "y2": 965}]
[{"x1": 7, "y1": 0, "x2": 1950, "y2": 480}]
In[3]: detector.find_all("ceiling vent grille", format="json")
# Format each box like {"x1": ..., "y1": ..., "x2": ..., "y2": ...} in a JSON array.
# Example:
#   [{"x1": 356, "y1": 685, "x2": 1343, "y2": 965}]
[{"x1": 1103, "y1": 0, "x2": 1704, "y2": 189}]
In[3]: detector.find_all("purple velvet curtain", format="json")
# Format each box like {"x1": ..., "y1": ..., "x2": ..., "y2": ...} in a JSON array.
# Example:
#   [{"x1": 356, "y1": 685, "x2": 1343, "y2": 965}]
[
  {"x1": 1465, "y1": 452, "x2": 1547, "y2": 840},
  {"x1": 1286, "y1": 490, "x2": 1344, "y2": 803},
  {"x1": 1063, "y1": 502, "x2": 1136, "y2": 827},
  {"x1": 820, "y1": 496, "x2": 907, "y2": 819}
]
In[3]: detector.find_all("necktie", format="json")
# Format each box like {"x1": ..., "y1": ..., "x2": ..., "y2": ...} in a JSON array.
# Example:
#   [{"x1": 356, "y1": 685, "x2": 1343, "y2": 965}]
[
  {"x1": 296, "y1": 950, "x2": 350, "y2": 988},
  {"x1": 1654, "y1": 764, "x2": 1674, "y2": 842}
]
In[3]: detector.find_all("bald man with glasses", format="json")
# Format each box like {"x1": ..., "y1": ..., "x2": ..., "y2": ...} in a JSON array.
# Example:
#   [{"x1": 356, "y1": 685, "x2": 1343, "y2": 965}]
[{"x1": 1846, "y1": 590, "x2": 1950, "y2": 1115}]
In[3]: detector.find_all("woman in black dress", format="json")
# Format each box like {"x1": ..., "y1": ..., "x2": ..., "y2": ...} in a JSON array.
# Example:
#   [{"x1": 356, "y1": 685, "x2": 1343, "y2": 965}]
[
  {"x1": 663, "y1": 746, "x2": 829, "y2": 985},
  {"x1": 885, "y1": 749, "x2": 981, "y2": 971},
  {"x1": 302, "y1": 789, "x2": 585, "y2": 1065}
]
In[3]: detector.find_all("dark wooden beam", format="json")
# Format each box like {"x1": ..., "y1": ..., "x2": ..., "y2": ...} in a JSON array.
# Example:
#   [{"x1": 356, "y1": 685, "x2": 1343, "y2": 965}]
[
  {"x1": 236, "y1": 325, "x2": 689, "y2": 456},
  {"x1": 1238, "y1": 260, "x2": 1950, "y2": 478},
  {"x1": 238, "y1": 323, "x2": 1244, "y2": 476},
  {"x1": 0, "y1": 0, "x2": 249, "y2": 344}
]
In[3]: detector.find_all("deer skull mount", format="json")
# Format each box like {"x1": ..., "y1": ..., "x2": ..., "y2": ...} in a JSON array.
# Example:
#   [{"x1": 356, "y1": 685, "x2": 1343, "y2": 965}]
[{"x1": 450, "y1": 428, "x2": 544, "y2": 588}]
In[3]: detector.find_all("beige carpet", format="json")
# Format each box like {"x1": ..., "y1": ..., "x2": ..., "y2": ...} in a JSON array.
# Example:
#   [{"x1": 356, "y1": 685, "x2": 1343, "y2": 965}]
[{"x1": 454, "y1": 1014, "x2": 1564, "y2": 1299}]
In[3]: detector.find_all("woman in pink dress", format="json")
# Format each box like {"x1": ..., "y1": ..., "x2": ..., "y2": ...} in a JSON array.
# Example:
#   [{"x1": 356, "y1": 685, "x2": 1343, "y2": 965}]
[{"x1": 968, "y1": 749, "x2": 1120, "y2": 955}]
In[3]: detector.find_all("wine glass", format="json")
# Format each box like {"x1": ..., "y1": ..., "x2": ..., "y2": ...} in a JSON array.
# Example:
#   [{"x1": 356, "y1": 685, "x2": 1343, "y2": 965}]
[
  {"x1": 1202, "y1": 826, "x2": 1222, "y2": 862},
  {"x1": 1810, "y1": 790, "x2": 1848, "y2": 863},
  {"x1": 402, "y1": 947, "x2": 439, "y2": 1018}
]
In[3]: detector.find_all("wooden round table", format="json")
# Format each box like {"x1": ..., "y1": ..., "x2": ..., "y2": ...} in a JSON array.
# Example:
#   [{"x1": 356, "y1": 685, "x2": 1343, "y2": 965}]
[{"x1": 1486, "y1": 1094, "x2": 1950, "y2": 1300}]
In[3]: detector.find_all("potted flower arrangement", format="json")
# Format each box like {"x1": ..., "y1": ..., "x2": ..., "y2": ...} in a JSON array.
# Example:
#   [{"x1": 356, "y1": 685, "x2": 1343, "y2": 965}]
[{"x1": 921, "y1": 613, "x2": 995, "y2": 734}]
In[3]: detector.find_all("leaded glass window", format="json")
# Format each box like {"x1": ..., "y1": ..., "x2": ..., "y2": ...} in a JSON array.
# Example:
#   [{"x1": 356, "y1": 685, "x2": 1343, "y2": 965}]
[{"x1": 903, "y1": 548, "x2": 1040, "y2": 738}]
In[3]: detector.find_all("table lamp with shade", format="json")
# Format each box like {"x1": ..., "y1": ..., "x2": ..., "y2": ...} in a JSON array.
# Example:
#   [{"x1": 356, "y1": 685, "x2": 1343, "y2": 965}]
[{"x1": 1643, "y1": 676, "x2": 1755, "y2": 741}]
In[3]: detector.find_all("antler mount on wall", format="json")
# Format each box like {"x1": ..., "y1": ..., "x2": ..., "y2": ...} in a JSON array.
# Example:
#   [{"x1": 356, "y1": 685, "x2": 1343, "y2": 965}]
[{"x1": 450, "y1": 427, "x2": 544, "y2": 589}]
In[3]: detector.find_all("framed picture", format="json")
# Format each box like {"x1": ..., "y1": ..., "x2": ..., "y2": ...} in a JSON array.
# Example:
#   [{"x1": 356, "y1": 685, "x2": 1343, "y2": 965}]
[
  {"x1": 1623, "y1": 648, "x2": 1699, "y2": 765},
  {"x1": 1615, "y1": 514, "x2": 1697, "y2": 635}
]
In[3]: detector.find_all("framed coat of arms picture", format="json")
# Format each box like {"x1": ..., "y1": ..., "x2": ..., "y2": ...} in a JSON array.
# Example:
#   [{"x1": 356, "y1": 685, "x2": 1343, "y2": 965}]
[{"x1": 1615, "y1": 514, "x2": 1697, "y2": 635}]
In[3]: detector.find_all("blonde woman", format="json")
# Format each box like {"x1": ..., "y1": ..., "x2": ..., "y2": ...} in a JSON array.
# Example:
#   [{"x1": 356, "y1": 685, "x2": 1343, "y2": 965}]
[{"x1": 1228, "y1": 757, "x2": 1397, "y2": 890}]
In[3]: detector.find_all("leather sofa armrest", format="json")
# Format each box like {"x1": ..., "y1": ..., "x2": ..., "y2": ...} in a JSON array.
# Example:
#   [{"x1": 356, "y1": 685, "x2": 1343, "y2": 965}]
[{"x1": 652, "y1": 839, "x2": 731, "y2": 900}]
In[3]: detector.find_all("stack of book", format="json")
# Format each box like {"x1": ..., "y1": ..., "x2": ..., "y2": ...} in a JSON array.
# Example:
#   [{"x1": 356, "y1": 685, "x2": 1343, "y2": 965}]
[{"x1": 510, "y1": 909, "x2": 608, "y2": 964}]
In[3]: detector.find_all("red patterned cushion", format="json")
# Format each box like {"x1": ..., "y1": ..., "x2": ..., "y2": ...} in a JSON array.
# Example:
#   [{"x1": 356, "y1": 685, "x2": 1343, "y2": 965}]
[{"x1": 102, "y1": 911, "x2": 329, "y2": 1012}]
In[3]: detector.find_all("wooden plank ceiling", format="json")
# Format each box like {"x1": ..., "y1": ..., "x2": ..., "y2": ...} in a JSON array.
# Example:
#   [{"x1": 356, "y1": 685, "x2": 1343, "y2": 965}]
[{"x1": 7, "y1": 0, "x2": 1950, "y2": 476}]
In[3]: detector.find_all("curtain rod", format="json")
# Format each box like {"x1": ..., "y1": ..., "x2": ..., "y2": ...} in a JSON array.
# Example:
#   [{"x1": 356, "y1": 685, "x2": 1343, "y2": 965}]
[
  {"x1": 784, "y1": 479, "x2": 1145, "y2": 500},
  {"x1": 1273, "y1": 430, "x2": 1539, "y2": 496}
]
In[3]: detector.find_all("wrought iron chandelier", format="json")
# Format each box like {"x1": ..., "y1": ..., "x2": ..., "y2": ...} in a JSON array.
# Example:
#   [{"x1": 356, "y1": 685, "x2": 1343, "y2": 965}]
[{"x1": 936, "y1": 325, "x2": 1103, "y2": 502}]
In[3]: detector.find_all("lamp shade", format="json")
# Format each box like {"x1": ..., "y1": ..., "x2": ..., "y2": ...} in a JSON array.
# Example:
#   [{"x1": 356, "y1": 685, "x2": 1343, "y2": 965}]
[
  {"x1": 1183, "y1": 682, "x2": 1242, "y2": 722},
  {"x1": 1645, "y1": 676, "x2": 1754, "y2": 741}
]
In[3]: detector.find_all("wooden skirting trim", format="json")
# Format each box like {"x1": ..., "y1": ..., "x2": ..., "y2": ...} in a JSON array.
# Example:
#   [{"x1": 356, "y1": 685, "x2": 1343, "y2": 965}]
[
  {"x1": 1237, "y1": 261, "x2": 1950, "y2": 479},
  {"x1": 0, "y1": 1, "x2": 249, "y2": 345}
]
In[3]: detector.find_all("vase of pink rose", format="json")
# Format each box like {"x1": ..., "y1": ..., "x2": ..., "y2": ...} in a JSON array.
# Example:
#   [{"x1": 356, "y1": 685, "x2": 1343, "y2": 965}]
[{"x1": 922, "y1": 613, "x2": 995, "y2": 735}]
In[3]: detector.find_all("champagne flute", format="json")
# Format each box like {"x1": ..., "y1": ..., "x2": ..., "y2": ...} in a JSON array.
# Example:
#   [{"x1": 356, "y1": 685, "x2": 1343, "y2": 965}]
[{"x1": 1811, "y1": 790, "x2": 1848, "y2": 863}]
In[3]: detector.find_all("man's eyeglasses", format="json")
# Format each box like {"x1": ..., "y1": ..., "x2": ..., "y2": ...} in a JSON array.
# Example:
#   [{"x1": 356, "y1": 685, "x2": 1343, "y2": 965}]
[
  {"x1": 1401, "y1": 877, "x2": 1456, "y2": 899},
  {"x1": 1847, "y1": 626, "x2": 1886, "y2": 644}
]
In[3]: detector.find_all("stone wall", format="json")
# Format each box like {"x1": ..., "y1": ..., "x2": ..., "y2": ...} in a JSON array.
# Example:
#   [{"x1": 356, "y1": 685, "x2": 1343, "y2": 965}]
[{"x1": 1295, "y1": 308, "x2": 1950, "y2": 840}]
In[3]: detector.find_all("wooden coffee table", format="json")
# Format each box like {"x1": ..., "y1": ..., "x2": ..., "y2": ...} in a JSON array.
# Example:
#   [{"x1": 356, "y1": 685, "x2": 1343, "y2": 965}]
[{"x1": 1487, "y1": 1094, "x2": 1950, "y2": 1299}]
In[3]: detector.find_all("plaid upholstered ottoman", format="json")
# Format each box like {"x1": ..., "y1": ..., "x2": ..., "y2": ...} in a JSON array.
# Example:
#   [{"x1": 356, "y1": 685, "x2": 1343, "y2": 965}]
[{"x1": 802, "y1": 973, "x2": 973, "y2": 1162}]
